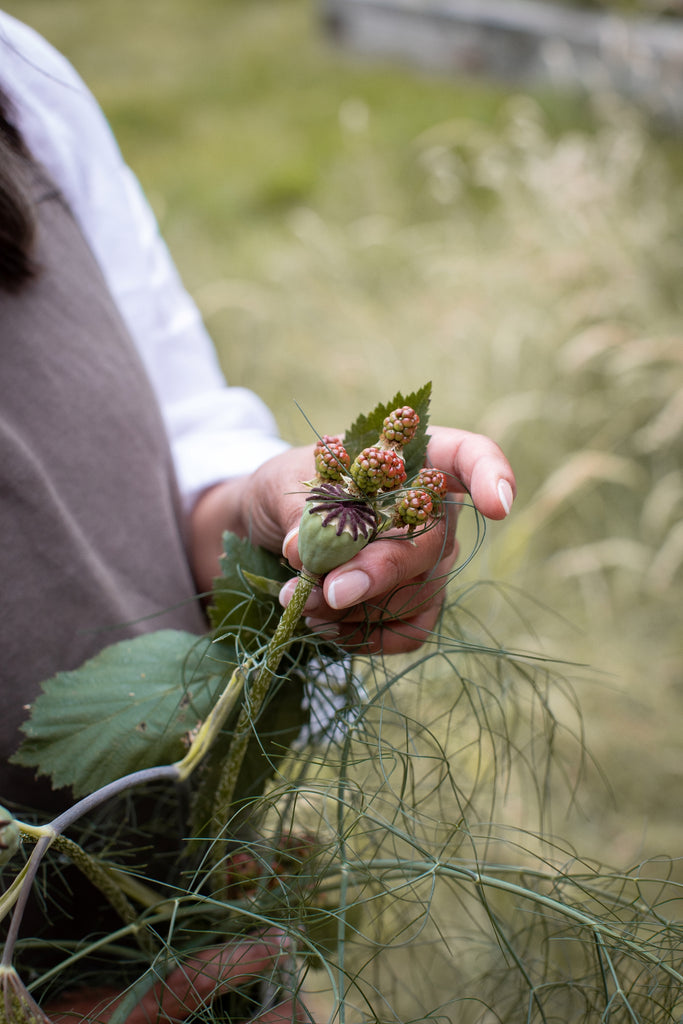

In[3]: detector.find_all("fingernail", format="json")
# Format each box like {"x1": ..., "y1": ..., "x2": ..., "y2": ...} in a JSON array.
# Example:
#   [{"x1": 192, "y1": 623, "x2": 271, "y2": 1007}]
[
  {"x1": 497, "y1": 479, "x2": 514, "y2": 516},
  {"x1": 282, "y1": 526, "x2": 299, "y2": 562},
  {"x1": 305, "y1": 617, "x2": 340, "y2": 639},
  {"x1": 279, "y1": 579, "x2": 323, "y2": 614},
  {"x1": 278, "y1": 578, "x2": 297, "y2": 607},
  {"x1": 327, "y1": 570, "x2": 371, "y2": 610}
]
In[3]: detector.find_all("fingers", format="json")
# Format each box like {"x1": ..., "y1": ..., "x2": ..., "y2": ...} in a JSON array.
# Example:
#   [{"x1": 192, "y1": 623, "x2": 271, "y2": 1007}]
[
  {"x1": 44, "y1": 986, "x2": 121, "y2": 1023},
  {"x1": 281, "y1": 495, "x2": 456, "y2": 604},
  {"x1": 241, "y1": 446, "x2": 318, "y2": 553},
  {"x1": 280, "y1": 531, "x2": 457, "y2": 656},
  {"x1": 48, "y1": 933, "x2": 305, "y2": 1024},
  {"x1": 147, "y1": 940, "x2": 278, "y2": 1022},
  {"x1": 308, "y1": 571, "x2": 450, "y2": 656},
  {"x1": 252, "y1": 427, "x2": 515, "y2": 563},
  {"x1": 324, "y1": 513, "x2": 456, "y2": 615},
  {"x1": 271, "y1": 427, "x2": 514, "y2": 657},
  {"x1": 165, "y1": 936, "x2": 308, "y2": 1024},
  {"x1": 426, "y1": 426, "x2": 516, "y2": 520},
  {"x1": 255, "y1": 996, "x2": 311, "y2": 1024}
]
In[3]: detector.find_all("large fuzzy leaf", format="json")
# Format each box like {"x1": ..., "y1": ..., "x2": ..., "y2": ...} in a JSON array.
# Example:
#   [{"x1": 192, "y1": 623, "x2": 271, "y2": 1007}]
[
  {"x1": 342, "y1": 381, "x2": 432, "y2": 481},
  {"x1": 12, "y1": 631, "x2": 225, "y2": 797}
]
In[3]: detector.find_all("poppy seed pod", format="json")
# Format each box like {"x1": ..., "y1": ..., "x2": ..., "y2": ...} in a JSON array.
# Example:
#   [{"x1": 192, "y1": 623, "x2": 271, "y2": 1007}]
[{"x1": 298, "y1": 483, "x2": 378, "y2": 575}]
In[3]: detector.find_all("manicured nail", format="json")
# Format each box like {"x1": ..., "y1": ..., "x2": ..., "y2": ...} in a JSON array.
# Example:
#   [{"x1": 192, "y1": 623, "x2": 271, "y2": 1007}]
[
  {"x1": 278, "y1": 578, "x2": 297, "y2": 607},
  {"x1": 327, "y1": 570, "x2": 371, "y2": 610},
  {"x1": 497, "y1": 479, "x2": 514, "y2": 516},
  {"x1": 305, "y1": 618, "x2": 340, "y2": 639},
  {"x1": 279, "y1": 578, "x2": 323, "y2": 614},
  {"x1": 282, "y1": 526, "x2": 299, "y2": 563}
]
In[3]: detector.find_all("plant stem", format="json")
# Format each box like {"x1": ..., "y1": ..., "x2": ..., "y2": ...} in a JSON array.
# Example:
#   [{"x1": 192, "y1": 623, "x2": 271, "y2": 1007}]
[
  {"x1": 347, "y1": 858, "x2": 683, "y2": 987},
  {"x1": 175, "y1": 660, "x2": 250, "y2": 782},
  {"x1": 50, "y1": 764, "x2": 182, "y2": 836},
  {"x1": 210, "y1": 572, "x2": 319, "y2": 837},
  {"x1": 51, "y1": 834, "x2": 157, "y2": 958},
  {"x1": 1, "y1": 834, "x2": 52, "y2": 970}
]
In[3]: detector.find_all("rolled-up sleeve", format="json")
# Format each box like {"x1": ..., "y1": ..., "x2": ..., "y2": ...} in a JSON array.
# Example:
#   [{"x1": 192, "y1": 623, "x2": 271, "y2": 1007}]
[{"x1": 0, "y1": 11, "x2": 289, "y2": 512}]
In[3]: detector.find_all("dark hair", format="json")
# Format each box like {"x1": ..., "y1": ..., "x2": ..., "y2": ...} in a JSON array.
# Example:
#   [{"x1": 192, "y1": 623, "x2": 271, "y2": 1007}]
[{"x1": 0, "y1": 87, "x2": 37, "y2": 292}]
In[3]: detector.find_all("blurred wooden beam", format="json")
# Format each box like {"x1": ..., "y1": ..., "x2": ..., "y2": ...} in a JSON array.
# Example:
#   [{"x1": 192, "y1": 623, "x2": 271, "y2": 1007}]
[{"x1": 319, "y1": 0, "x2": 683, "y2": 126}]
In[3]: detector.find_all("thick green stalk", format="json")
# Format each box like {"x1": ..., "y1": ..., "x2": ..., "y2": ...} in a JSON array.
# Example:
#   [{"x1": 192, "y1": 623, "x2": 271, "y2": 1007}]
[
  {"x1": 49, "y1": 835, "x2": 157, "y2": 958},
  {"x1": 210, "y1": 572, "x2": 319, "y2": 833}
]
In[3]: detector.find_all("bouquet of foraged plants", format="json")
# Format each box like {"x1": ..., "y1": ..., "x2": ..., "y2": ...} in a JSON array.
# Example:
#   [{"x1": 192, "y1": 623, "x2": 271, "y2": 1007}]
[
  {"x1": 0, "y1": 385, "x2": 444, "y2": 1017},
  {"x1": 2, "y1": 384, "x2": 683, "y2": 1024}
]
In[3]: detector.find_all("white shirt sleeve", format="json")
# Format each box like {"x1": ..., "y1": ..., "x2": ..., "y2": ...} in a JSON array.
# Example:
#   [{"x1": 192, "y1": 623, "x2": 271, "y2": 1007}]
[{"x1": 0, "y1": 11, "x2": 290, "y2": 512}]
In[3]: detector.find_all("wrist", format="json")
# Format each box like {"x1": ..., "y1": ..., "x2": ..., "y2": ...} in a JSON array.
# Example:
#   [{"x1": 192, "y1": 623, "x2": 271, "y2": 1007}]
[{"x1": 189, "y1": 476, "x2": 248, "y2": 595}]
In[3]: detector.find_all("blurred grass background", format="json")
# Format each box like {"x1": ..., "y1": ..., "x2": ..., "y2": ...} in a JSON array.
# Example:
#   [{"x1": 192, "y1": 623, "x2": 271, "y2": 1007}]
[{"x1": 7, "y1": 0, "x2": 683, "y2": 917}]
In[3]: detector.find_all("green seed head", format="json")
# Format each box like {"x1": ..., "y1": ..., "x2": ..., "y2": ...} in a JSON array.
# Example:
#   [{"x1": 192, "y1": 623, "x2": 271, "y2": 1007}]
[{"x1": 298, "y1": 484, "x2": 378, "y2": 575}]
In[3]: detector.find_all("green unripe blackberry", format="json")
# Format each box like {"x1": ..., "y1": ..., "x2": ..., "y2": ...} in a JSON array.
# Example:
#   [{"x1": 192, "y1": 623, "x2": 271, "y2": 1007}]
[
  {"x1": 415, "y1": 468, "x2": 448, "y2": 499},
  {"x1": 314, "y1": 435, "x2": 351, "y2": 482},
  {"x1": 349, "y1": 446, "x2": 407, "y2": 494},
  {"x1": 380, "y1": 406, "x2": 420, "y2": 448},
  {"x1": 395, "y1": 488, "x2": 434, "y2": 528}
]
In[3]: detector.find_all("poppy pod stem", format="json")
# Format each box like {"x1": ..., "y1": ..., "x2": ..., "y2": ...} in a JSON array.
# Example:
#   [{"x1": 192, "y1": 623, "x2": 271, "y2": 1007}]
[{"x1": 210, "y1": 572, "x2": 320, "y2": 836}]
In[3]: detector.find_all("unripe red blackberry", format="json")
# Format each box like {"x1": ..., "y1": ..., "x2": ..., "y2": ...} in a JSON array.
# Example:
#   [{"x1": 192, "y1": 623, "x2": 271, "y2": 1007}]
[
  {"x1": 349, "y1": 446, "x2": 407, "y2": 494},
  {"x1": 395, "y1": 488, "x2": 434, "y2": 528},
  {"x1": 314, "y1": 435, "x2": 351, "y2": 482},
  {"x1": 380, "y1": 406, "x2": 420, "y2": 448},
  {"x1": 415, "y1": 468, "x2": 448, "y2": 499},
  {"x1": 224, "y1": 849, "x2": 264, "y2": 900}
]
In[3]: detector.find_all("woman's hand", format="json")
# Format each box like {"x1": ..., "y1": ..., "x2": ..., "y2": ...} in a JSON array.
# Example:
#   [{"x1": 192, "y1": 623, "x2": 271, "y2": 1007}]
[
  {"x1": 279, "y1": 427, "x2": 515, "y2": 654},
  {"x1": 190, "y1": 427, "x2": 515, "y2": 655}
]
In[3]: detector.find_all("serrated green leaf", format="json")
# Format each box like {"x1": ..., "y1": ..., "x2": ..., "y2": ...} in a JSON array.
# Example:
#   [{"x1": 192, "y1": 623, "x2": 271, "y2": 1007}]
[
  {"x1": 11, "y1": 631, "x2": 225, "y2": 797},
  {"x1": 220, "y1": 532, "x2": 291, "y2": 586},
  {"x1": 241, "y1": 569, "x2": 286, "y2": 600},
  {"x1": 207, "y1": 532, "x2": 293, "y2": 651},
  {"x1": 342, "y1": 382, "x2": 432, "y2": 480}
]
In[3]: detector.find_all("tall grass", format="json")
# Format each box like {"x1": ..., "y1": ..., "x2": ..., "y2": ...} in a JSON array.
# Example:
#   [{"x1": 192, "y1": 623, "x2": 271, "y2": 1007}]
[{"x1": 217, "y1": 89, "x2": 683, "y2": 868}]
